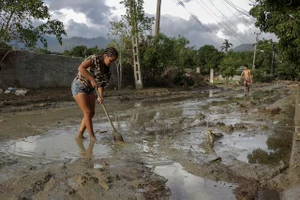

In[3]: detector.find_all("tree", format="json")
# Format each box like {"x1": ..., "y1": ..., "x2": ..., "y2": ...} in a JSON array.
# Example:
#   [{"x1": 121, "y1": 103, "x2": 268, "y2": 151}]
[
  {"x1": 0, "y1": 0, "x2": 66, "y2": 49},
  {"x1": 219, "y1": 51, "x2": 243, "y2": 83},
  {"x1": 249, "y1": 0, "x2": 300, "y2": 65},
  {"x1": 276, "y1": 61, "x2": 300, "y2": 80},
  {"x1": 64, "y1": 46, "x2": 87, "y2": 57},
  {"x1": 109, "y1": 0, "x2": 154, "y2": 89},
  {"x1": 255, "y1": 39, "x2": 273, "y2": 72},
  {"x1": 63, "y1": 46, "x2": 104, "y2": 58},
  {"x1": 108, "y1": 19, "x2": 133, "y2": 89},
  {"x1": 197, "y1": 45, "x2": 224, "y2": 75},
  {"x1": 173, "y1": 35, "x2": 196, "y2": 70},
  {"x1": 108, "y1": 19, "x2": 132, "y2": 63},
  {"x1": 142, "y1": 34, "x2": 177, "y2": 74},
  {"x1": 142, "y1": 34, "x2": 192, "y2": 71},
  {"x1": 220, "y1": 39, "x2": 233, "y2": 53}
]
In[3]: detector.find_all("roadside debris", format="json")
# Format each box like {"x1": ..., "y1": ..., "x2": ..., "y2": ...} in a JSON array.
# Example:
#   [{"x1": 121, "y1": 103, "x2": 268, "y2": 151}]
[
  {"x1": 206, "y1": 129, "x2": 215, "y2": 147},
  {"x1": 2, "y1": 87, "x2": 28, "y2": 96}
]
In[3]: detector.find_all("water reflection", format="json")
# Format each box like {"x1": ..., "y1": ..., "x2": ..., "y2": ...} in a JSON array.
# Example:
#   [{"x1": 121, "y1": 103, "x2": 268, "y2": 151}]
[
  {"x1": 155, "y1": 162, "x2": 236, "y2": 200},
  {"x1": 76, "y1": 139, "x2": 95, "y2": 159},
  {"x1": 209, "y1": 89, "x2": 213, "y2": 97},
  {"x1": 4, "y1": 130, "x2": 112, "y2": 161}
]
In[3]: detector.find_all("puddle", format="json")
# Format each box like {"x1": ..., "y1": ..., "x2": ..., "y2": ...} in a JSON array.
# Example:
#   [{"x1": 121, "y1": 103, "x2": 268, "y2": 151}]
[
  {"x1": 1, "y1": 129, "x2": 113, "y2": 161},
  {"x1": 216, "y1": 132, "x2": 274, "y2": 163},
  {"x1": 155, "y1": 162, "x2": 237, "y2": 200}
]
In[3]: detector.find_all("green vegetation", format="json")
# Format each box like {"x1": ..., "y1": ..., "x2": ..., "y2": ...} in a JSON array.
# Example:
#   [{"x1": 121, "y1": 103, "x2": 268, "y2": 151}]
[
  {"x1": 63, "y1": 46, "x2": 104, "y2": 58},
  {"x1": 250, "y1": 0, "x2": 300, "y2": 80},
  {"x1": 0, "y1": 0, "x2": 66, "y2": 49},
  {"x1": 1, "y1": 0, "x2": 299, "y2": 86}
]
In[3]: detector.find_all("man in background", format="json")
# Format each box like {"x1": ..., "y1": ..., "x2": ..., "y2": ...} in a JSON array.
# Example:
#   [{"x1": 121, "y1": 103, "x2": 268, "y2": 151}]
[{"x1": 240, "y1": 64, "x2": 253, "y2": 96}]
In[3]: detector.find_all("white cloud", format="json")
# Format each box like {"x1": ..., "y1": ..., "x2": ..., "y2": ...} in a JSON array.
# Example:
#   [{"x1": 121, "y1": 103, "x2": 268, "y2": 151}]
[
  {"x1": 50, "y1": 9, "x2": 88, "y2": 25},
  {"x1": 43, "y1": 0, "x2": 278, "y2": 48}
]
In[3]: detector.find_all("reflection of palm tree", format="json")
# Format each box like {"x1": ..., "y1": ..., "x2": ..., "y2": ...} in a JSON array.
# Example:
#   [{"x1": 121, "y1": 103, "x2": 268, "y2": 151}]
[
  {"x1": 220, "y1": 39, "x2": 233, "y2": 53},
  {"x1": 76, "y1": 139, "x2": 95, "y2": 159}
]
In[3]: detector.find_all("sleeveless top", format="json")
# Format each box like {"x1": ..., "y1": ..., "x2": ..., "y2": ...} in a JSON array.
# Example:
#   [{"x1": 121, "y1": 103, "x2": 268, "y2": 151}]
[{"x1": 76, "y1": 55, "x2": 111, "y2": 88}]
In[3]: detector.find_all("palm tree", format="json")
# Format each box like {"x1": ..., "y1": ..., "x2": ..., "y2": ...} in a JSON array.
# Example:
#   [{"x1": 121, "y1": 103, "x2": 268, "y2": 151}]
[{"x1": 220, "y1": 39, "x2": 233, "y2": 53}]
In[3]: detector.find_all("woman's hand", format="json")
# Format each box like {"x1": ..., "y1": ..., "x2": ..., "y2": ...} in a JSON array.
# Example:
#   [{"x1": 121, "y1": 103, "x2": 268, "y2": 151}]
[
  {"x1": 95, "y1": 86, "x2": 104, "y2": 104},
  {"x1": 97, "y1": 96, "x2": 103, "y2": 104}
]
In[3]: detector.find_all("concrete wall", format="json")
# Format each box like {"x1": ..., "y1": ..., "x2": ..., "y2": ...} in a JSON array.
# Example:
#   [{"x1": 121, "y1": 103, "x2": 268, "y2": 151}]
[
  {"x1": 216, "y1": 75, "x2": 241, "y2": 81},
  {"x1": 0, "y1": 49, "x2": 135, "y2": 89}
]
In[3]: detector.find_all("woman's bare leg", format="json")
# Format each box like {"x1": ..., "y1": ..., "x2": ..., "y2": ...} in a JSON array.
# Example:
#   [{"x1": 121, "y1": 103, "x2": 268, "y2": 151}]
[
  {"x1": 76, "y1": 94, "x2": 96, "y2": 139},
  {"x1": 76, "y1": 119, "x2": 87, "y2": 139},
  {"x1": 74, "y1": 93, "x2": 96, "y2": 140}
]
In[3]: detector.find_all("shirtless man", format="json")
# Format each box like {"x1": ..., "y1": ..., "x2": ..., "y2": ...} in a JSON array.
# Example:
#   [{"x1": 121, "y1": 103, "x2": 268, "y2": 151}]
[{"x1": 240, "y1": 64, "x2": 253, "y2": 96}]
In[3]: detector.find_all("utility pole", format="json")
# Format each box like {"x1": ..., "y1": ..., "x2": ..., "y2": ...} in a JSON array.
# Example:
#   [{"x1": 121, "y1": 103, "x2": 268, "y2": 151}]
[
  {"x1": 270, "y1": 40, "x2": 275, "y2": 75},
  {"x1": 155, "y1": 0, "x2": 162, "y2": 37},
  {"x1": 252, "y1": 32, "x2": 261, "y2": 70}
]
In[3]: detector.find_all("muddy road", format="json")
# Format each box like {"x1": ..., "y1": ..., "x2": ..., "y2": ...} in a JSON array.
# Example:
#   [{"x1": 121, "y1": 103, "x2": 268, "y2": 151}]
[{"x1": 0, "y1": 82, "x2": 299, "y2": 200}]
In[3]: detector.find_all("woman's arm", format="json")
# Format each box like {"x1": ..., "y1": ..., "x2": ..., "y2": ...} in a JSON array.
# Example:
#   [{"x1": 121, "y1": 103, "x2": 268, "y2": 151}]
[
  {"x1": 97, "y1": 86, "x2": 104, "y2": 104},
  {"x1": 78, "y1": 60, "x2": 97, "y2": 87}
]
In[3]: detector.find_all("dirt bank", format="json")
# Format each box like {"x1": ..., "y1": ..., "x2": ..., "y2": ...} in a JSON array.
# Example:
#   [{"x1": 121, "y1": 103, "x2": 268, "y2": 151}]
[{"x1": 0, "y1": 85, "x2": 216, "y2": 113}]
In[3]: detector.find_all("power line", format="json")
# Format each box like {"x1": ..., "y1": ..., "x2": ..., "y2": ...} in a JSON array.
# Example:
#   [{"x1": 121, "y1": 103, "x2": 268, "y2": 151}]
[
  {"x1": 207, "y1": 0, "x2": 255, "y2": 42},
  {"x1": 224, "y1": 0, "x2": 251, "y2": 17},
  {"x1": 223, "y1": 0, "x2": 256, "y2": 20},
  {"x1": 220, "y1": 0, "x2": 255, "y2": 27},
  {"x1": 174, "y1": 0, "x2": 214, "y2": 33},
  {"x1": 193, "y1": 0, "x2": 253, "y2": 43}
]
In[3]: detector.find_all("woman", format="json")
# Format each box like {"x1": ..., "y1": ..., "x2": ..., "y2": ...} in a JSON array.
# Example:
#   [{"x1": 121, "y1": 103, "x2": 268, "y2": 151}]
[{"x1": 71, "y1": 47, "x2": 118, "y2": 140}]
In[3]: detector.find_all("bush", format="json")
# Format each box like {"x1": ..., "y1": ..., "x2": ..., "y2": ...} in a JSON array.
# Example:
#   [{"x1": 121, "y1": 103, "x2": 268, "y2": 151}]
[
  {"x1": 173, "y1": 71, "x2": 195, "y2": 87},
  {"x1": 275, "y1": 62, "x2": 300, "y2": 80},
  {"x1": 252, "y1": 69, "x2": 264, "y2": 82},
  {"x1": 260, "y1": 74, "x2": 274, "y2": 83},
  {"x1": 252, "y1": 69, "x2": 274, "y2": 82},
  {"x1": 159, "y1": 67, "x2": 197, "y2": 87},
  {"x1": 0, "y1": 42, "x2": 12, "y2": 50}
]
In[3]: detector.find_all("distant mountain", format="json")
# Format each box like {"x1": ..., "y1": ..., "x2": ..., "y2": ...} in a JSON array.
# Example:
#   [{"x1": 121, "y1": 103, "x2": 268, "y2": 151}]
[
  {"x1": 233, "y1": 44, "x2": 254, "y2": 52},
  {"x1": 45, "y1": 36, "x2": 111, "y2": 52},
  {"x1": 10, "y1": 36, "x2": 111, "y2": 53}
]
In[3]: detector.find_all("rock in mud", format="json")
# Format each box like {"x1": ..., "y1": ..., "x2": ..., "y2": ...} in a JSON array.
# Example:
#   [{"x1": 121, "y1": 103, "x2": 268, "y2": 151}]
[
  {"x1": 270, "y1": 107, "x2": 282, "y2": 116},
  {"x1": 218, "y1": 124, "x2": 234, "y2": 133},
  {"x1": 234, "y1": 123, "x2": 248, "y2": 130}
]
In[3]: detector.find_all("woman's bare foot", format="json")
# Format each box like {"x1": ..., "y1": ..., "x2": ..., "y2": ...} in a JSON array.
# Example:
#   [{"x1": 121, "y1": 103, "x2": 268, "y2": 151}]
[
  {"x1": 90, "y1": 136, "x2": 96, "y2": 141},
  {"x1": 76, "y1": 134, "x2": 86, "y2": 140}
]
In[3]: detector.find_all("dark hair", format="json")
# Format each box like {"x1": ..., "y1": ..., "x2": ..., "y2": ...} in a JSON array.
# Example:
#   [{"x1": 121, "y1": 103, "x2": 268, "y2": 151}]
[
  {"x1": 104, "y1": 47, "x2": 118, "y2": 57},
  {"x1": 244, "y1": 64, "x2": 248, "y2": 68}
]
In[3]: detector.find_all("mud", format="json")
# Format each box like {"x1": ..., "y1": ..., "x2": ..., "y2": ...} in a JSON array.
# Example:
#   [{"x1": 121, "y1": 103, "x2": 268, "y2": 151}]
[{"x1": 0, "y1": 81, "x2": 299, "y2": 200}]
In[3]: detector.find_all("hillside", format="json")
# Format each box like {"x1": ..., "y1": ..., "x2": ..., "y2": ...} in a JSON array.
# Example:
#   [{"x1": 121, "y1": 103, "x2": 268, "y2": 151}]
[
  {"x1": 45, "y1": 36, "x2": 110, "y2": 52},
  {"x1": 233, "y1": 44, "x2": 253, "y2": 52},
  {"x1": 10, "y1": 36, "x2": 110, "y2": 53}
]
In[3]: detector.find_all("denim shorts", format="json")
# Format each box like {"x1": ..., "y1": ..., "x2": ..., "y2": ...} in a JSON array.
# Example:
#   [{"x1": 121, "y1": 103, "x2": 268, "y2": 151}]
[{"x1": 71, "y1": 78, "x2": 95, "y2": 96}]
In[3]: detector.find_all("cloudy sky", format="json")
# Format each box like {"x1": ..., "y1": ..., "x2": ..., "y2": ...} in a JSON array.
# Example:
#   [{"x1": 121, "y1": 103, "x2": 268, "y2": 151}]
[{"x1": 43, "y1": 0, "x2": 277, "y2": 49}]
